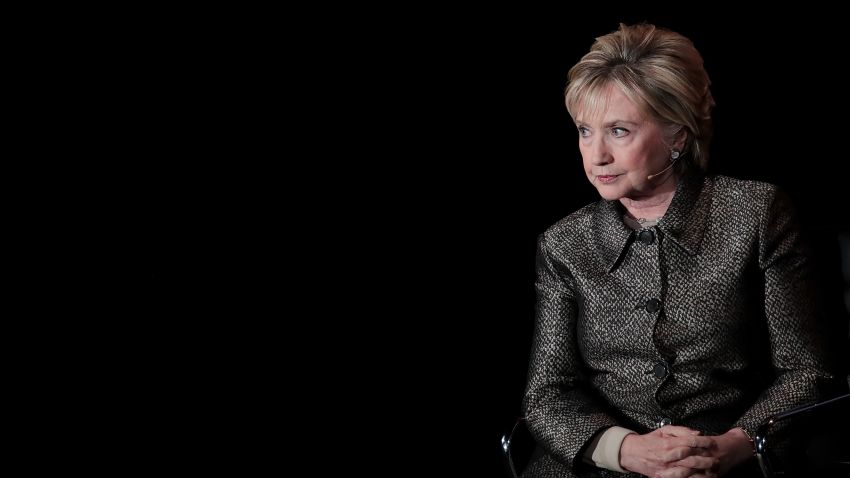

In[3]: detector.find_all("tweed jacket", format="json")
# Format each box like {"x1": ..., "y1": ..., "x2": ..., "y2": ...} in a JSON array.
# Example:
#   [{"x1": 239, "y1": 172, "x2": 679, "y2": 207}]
[{"x1": 522, "y1": 175, "x2": 832, "y2": 477}]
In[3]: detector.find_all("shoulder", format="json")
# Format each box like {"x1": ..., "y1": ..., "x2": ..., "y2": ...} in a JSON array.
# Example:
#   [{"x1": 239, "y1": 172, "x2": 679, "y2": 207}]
[
  {"x1": 538, "y1": 201, "x2": 598, "y2": 254},
  {"x1": 710, "y1": 175, "x2": 782, "y2": 209}
]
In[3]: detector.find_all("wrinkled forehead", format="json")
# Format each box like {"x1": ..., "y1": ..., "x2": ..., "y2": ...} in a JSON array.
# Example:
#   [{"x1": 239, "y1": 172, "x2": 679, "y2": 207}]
[{"x1": 570, "y1": 81, "x2": 647, "y2": 125}]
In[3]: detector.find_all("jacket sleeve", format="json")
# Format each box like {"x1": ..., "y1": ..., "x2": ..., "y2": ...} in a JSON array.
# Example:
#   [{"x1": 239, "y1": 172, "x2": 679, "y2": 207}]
[
  {"x1": 522, "y1": 234, "x2": 619, "y2": 471},
  {"x1": 733, "y1": 187, "x2": 834, "y2": 437}
]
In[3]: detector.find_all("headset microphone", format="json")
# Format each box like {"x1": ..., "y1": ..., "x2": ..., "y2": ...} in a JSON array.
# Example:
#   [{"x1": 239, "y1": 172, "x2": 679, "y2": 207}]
[
  {"x1": 647, "y1": 150, "x2": 680, "y2": 180},
  {"x1": 647, "y1": 160, "x2": 676, "y2": 180}
]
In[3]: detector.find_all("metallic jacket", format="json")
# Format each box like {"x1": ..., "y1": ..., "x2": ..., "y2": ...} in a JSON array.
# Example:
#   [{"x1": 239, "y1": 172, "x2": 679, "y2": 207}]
[{"x1": 522, "y1": 175, "x2": 832, "y2": 477}]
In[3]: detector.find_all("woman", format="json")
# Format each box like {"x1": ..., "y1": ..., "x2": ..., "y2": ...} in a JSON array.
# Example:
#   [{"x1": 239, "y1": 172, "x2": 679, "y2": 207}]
[{"x1": 522, "y1": 23, "x2": 832, "y2": 477}]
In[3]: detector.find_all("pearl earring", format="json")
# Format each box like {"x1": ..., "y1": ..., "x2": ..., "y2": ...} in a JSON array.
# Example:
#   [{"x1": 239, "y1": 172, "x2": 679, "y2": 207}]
[{"x1": 670, "y1": 150, "x2": 680, "y2": 161}]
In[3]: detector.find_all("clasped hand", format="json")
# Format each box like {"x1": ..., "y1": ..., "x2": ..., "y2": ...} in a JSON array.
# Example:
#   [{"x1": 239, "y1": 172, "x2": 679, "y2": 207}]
[{"x1": 619, "y1": 425, "x2": 752, "y2": 478}]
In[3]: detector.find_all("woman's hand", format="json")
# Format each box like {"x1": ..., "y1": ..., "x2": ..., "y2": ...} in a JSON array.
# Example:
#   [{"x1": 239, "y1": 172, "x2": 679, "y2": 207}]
[
  {"x1": 619, "y1": 425, "x2": 714, "y2": 477},
  {"x1": 620, "y1": 426, "x2": 755, "y2": 477},
  {"x1": 669, "y1": 428, "x2": 753, "y2": 477}
]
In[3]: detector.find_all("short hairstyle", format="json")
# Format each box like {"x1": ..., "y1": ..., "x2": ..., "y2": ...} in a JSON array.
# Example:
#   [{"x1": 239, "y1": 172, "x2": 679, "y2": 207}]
[{"x1": 565, "y1": 23, "x2": 715, "y2": 174}]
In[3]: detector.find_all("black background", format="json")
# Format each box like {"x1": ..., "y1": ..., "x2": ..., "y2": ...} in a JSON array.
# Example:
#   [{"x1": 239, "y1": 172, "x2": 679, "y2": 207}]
[{"x1": 135, "y1": 7, "x2": 850, "y2": 474}]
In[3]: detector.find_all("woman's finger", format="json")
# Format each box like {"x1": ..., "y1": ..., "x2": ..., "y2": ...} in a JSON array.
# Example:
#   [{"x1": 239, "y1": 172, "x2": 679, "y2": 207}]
[
  {"x1": 656, "y1": 465, "x2": 700, "y2": 478},
  {"x1": 663, "y1": 444, "x2": 713, "y2": 462},
  {"x1": 674, "y1": 455, "x2": 720, "y2": 470},
  {"x1": 659, "y1": 425, "x2": 702, "y2": 437}
]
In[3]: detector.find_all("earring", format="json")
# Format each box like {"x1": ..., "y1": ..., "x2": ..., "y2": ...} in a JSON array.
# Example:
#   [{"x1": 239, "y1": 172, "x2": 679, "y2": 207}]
[{"x1": 670, "y1": 150, "x2": 680, "y2": 161}]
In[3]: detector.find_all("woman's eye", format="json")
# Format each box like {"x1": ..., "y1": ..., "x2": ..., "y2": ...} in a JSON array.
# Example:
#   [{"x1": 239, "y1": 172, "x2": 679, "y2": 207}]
[
  {"x1": 577, "y1": 126, "x2": 590, "y2": 137},
  {"x1": 611, "y1": 127, "x2": 629, "y2": 138}
]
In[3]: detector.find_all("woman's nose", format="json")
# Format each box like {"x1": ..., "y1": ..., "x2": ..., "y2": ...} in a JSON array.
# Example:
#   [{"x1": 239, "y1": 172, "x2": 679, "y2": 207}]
[{"x1": 588, "y1": 138, "x2": 612, "y2": 165}]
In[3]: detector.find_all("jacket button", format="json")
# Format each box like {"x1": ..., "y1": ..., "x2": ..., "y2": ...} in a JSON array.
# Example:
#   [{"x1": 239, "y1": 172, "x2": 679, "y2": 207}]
[
  {"x1": 657, "y1": 417, "x2": 672, "y2": 428},
  {"x1": 637, "y1": 229, "x2": 655, "y2": 244},
  {"x1": 652, "y1": 361, "x2": 668, "y2": 379},
  {"x1": 645, "y1": 298, "x2": 661, "y2": 313}
]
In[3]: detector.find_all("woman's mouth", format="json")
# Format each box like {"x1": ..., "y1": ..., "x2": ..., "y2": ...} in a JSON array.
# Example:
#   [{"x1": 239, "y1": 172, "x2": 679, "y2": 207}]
[{"x1": 596, "y1": 175, "x2": 620, "y2": 184}]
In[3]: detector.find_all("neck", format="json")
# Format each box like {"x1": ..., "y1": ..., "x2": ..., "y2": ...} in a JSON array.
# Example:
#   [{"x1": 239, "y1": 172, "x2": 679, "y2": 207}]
[{"x1": 620, "y1": 177, "x2": 678, "y2": 220}]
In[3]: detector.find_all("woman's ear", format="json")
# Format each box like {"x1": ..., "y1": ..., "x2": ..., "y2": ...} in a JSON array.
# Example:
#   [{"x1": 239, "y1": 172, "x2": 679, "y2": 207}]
[{"x1": 671, "y1": 126, "x2": 688, "y2": 153}]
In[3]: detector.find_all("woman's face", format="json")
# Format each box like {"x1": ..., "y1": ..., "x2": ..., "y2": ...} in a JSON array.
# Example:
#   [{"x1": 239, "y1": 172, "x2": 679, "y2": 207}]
[{"x1": 575, "y1": 85, "x2": 677, "y2": 201}]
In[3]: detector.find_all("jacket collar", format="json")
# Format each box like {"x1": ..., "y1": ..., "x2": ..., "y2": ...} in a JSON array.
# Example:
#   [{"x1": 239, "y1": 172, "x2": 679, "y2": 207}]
[
  {"x1": 658, "y1": 174, "x2": 710, "y2": 256},
  {"x1": 592, "y1": 175, "x2": 710, "y2": 272},
  {"x1": 591, "y1": 197, "x2": 634, "y2": 273}
]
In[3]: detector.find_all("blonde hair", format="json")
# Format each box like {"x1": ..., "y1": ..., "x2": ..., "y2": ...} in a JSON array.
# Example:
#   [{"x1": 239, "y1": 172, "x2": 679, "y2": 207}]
[{"x1": 565, "y1": 23, "x2": 715, "y2": 174}]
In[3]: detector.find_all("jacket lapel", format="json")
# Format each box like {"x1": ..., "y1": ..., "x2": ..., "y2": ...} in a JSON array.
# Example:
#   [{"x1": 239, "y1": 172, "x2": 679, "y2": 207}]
[
  {"x1": 591, "y1": 175, "x2": 712, "y2": 272},
  {"x1": 592, "y1": 198, "x2": 634, "y2": 273},
  {"x1": 658, "y1": 175, "x2": 711, "y2": 256}
]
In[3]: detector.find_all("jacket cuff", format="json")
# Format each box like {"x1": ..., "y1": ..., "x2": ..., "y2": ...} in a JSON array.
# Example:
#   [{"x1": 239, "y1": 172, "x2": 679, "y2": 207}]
[{"x1": 589, "y1": 426, "x2": 636, "y2": 472}]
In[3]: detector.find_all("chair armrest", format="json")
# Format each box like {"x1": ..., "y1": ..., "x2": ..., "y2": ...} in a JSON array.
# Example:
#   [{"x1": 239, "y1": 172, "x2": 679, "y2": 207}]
[
  {"x1": 501, "y1": 417, "x2": 532, "y2": 478},
  {"x1": 754, "y1": 393, "x2": 850, "y2": 478}
]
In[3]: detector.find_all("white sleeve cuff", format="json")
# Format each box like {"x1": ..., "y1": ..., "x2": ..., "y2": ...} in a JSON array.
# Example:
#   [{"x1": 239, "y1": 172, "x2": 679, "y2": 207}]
[{"x1": 590, "y1": 426, "x2": 636, "y2": 473}]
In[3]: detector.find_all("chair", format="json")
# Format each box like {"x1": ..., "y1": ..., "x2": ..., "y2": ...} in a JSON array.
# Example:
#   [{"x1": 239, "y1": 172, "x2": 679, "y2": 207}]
[
  {"x1": 502, "y1": 417, "x2": 536, "y2": 478},
  {"x1": 500, "y1": 417, "x2": 536, "y2": 478},
  {"x1": 500, "y1": 391, "x2": 850, "y2": 478},
  {"x1": 754, "y1": 391, "x2": 850, "y2": 477}
]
